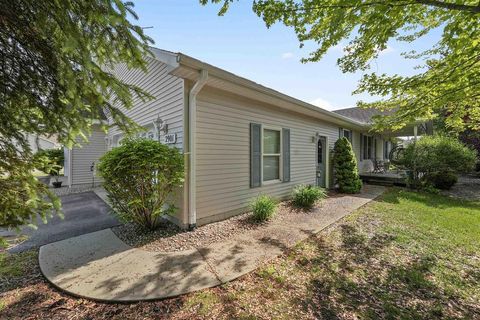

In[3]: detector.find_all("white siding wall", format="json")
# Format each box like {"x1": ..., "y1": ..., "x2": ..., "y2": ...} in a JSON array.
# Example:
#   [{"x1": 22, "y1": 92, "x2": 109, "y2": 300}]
[
  {"x1": 108, "y1": 57, "x2": 185, "y2": 150},
  {"x1": 70, "y1": 125, "x2": 106, "y2": 186},
  {"x1": 195, "y1": 88, "x2": 339, "y2": 225}
]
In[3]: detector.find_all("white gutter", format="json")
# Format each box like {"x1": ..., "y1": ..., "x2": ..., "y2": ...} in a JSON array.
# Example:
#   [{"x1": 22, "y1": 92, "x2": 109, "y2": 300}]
[
  {"x1": 174, "y1": 53, "x2": 367, "y2": 131},
  {"x1": 187, "y1": 69, "x2": 208, "y2": 229},
  {"x1": 66, "y1": 147, "x2": 72, "y2": 187}
]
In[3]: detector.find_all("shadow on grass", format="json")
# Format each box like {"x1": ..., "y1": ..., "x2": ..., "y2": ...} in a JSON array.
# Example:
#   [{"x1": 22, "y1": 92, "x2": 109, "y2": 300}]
[{"x1": 297, "y1": 224, "x2": 480, "y2": 319}]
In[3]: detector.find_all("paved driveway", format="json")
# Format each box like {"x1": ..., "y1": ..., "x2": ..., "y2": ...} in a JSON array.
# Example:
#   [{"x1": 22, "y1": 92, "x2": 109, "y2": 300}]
[{"x1": 4, "y1": 191, "x2": 120, "y2": 253}]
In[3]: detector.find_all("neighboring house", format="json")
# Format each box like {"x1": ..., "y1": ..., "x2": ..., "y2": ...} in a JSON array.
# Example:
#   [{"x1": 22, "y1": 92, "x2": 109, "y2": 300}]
[
  {"x1": 26, "y1": 134, "x2": 59, "y2": 153},
  {"x1": 64, "y1": 124, "x2": 106, "y2": 188},
  {"x1": 66, "y1": 48, "x2": 423, "y2": 228}
]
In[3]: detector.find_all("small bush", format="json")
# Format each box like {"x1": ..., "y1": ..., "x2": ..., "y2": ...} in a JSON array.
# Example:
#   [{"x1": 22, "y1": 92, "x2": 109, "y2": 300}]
[
  {"x1": 292, "y1": 185, "x2": 327, "y2": 208},
  {"x1": 427, "y1": 171, "x2": 458, "y2": 190},
  {"x1": 250, "y1": 194, "x2": 277, "y2": 222},
  {"x1": 98, "y1": 138, "x2": 184, "y2": 230},
  {"x1": 332, "y1": 137, "x2": 362, "y2": 193},
  {"x1": 33, "y1": 148, "x2": 64, "y2": 176}
]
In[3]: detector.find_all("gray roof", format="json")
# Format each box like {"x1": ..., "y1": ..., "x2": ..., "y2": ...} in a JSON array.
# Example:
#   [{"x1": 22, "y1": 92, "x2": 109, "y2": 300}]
[{"x1": 333, "y1": 107, "x2": 393, "y2": 124}]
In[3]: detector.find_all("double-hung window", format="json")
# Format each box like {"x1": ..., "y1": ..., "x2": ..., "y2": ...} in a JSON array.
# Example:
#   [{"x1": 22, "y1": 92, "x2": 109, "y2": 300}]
[
  {"x1": 363, "y1": 135, "x2": 374, "y2": 160},
  {"x1": 262, "y1": 128, "x2": 282, "y2": 182},
  {"x1": 250, "y1": 123, "x2": 290, "y2": 188}
]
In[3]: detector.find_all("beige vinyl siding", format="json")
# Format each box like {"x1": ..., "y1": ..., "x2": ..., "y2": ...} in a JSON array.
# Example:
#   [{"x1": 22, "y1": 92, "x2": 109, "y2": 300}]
[
  {"x1": 352, "y1": 130, "x2": 362, "y2": 165},
  {"x1": 106, "y1": 57, "x2": 186, "y2": 225},
  {"x1": 71, "y1": 125, "x2": 106, "y2": 186},
  {"x1": 195, "y1": 88, "x2": 339, "y2": 225},
  {"x1": 108, "y1": 57, "x2": 184, "y2": 150}
]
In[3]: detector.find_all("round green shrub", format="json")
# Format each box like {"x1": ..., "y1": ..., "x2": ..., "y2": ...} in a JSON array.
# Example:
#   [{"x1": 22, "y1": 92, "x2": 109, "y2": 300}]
[
  {"x1": 427, "y1": 171, "x2": 458, "y2": 190},
  {"x1": 250, "y1": 194, "x2": 277, "y2": 222},
  {"x1": 292, "y1": 184, "x2": 327, "y2": 208},
  {"x1": 97, "y1": 138, "x2": 184, "y2": 230},
  {"x1": 398, "y1": 135, "x2": 477, "y2": 188},
  {"x1": 332, "y1": 137, "x2": 362, "y2": 193}
]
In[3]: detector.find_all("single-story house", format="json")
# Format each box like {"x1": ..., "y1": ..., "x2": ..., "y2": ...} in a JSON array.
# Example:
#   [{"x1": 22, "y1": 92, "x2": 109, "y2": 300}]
[{"x1": 64, "y1": 48, "x2": 425, "y2": 228}]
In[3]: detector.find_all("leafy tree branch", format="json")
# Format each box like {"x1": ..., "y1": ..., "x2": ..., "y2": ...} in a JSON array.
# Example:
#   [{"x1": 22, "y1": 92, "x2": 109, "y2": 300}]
[{"x1": 203, "y1": 0, "x2": 480, "y2": 132}]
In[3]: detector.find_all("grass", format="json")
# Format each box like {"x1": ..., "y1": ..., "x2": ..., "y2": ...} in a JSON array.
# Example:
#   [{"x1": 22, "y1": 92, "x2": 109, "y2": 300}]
[
  {"x1": 0, "y1": 251, "x2": 37, "y2": 280},
  {"x1": 0, "y1": 188, "x2": 479, "y2": 319},
  {"x1": 181, "y1": 188, "x2": 480, "y2": 319}
]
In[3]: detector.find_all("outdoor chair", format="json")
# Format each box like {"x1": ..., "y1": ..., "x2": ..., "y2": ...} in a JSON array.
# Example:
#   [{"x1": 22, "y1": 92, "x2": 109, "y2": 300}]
[{"x1": 372, "y1": 159, "x2": 386, "y2": 174}]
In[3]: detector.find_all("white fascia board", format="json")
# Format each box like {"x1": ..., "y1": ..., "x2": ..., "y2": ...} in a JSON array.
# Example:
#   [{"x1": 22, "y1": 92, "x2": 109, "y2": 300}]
[{"x1": 172, "y1": 53, "x2": 369, "y2": 131}]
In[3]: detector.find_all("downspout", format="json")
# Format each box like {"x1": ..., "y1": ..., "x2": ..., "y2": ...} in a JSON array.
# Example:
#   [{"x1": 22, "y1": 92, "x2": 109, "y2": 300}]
[
  {"x1": 188, "y1": 69, "x2": 208, "y2": 229},
  {"x1": 67, "y1": 147, "x2": 73, "y2": 188}
]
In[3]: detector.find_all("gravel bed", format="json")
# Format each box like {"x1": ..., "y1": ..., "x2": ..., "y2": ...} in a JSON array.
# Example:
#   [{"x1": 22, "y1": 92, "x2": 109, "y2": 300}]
[
  {"x1": 50, "y1": 185, "x2": 101, "y2": 197},
  {"x1": 441, "y1": 174, "x2": 480, "y2": 201},
  {"x1": 112, "y1": 200, "x2": 323, "y2": 253}
]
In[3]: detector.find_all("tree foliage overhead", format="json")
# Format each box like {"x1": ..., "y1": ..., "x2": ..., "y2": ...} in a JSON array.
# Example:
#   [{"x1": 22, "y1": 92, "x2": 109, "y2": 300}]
[
  {"x1": 202, "y1": 0, "x2": 480, "y2": 132},
  {"x1": 0, "y1": 0, "x2": 152, "y2": 229}
]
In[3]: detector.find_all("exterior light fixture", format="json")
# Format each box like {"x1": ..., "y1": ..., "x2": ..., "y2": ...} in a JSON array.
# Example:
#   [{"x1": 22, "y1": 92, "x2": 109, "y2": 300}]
[{"x1": 154, "y1": 115, "x2": 169, "y2": 141}]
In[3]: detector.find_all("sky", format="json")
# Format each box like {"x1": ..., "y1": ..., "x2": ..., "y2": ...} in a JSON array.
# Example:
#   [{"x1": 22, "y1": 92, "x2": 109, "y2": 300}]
[{"x1": 132, "y1": 0, "x2": 439, "y2": 111}]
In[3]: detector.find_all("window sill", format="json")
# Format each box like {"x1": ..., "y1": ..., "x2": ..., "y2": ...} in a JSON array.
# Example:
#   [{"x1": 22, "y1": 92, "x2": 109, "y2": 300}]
[{"x1": 262, "y1": 179, "x2": 282, "y2": 186}]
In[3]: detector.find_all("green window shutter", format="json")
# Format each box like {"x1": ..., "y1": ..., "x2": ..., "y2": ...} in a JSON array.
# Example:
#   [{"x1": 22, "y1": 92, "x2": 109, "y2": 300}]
[
  {"x1": 250, "y1": 123, "x2": 262, "y2": 188},
  {"x1": 282, "y1": 128, "x2": 290, "y2": 182},
  {"x1": 338, "y1": 127, "x2": 343, "y2": 139}
]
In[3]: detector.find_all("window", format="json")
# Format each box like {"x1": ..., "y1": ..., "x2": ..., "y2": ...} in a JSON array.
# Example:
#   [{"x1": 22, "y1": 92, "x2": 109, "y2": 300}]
[
  {"x1": 384, "y1": 141, "x2": 392, "y2": 160},
  {"x1": 112, "y1": 134, "x2": 124, "y2": 148},
  {"x1": 317, "y1": 139, "x2": 323, "y2": 164},
  {"x1": 263, "y1": 128, "x2": 281, "y2": 182},
  {"x1": 363, "y1": 135, "x2": 374, "y2": 160},
  {"x1": 342, "y1": 129, "x2": 352, "y2": 142}
]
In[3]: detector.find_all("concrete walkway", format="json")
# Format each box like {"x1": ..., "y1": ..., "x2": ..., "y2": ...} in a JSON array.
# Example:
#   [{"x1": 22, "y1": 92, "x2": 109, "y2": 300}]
[{"x1": 39, "y1": 185, "x2": 385, "y2": 302}]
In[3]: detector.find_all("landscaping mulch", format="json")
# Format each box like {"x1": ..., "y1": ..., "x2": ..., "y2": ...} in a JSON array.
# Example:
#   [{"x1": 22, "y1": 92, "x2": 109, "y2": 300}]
[{"x1": 112, "y1": 199, "x2": 327, "y2": 252}]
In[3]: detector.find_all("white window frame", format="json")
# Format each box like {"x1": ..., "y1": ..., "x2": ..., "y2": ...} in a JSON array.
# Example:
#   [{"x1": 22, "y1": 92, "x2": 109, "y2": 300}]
[
  {"x1": 261, "y1": 126, "x2": 283, "y2": 184},
  {"x1": 112, "y1": 133, "x2": 124, "y2": 148}
]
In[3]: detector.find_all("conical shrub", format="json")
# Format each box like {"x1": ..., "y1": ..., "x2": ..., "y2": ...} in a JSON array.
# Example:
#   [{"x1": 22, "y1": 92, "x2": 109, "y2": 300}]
[{"x1": 332, "y1": 137, "x2": 362, "y2": 193}]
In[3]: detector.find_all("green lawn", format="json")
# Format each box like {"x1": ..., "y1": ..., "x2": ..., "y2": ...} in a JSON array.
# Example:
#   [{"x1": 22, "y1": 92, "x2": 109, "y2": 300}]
[
  {"x1": 1, "y1": 188, "x2": 479, "y2": 319},
  {"x1": 184, "y1": 188, "x2": 480, "y2": 319}
]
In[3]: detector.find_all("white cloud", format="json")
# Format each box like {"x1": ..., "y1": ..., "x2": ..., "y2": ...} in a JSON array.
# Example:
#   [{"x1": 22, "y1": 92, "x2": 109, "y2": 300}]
[
  {"x1": 378, "y1": 45, "x2": 394, "y2": 56},
  {"x1": 281, "y1": 52, "x2": 294, "y2": 59},
  {"x1": 310, "y1": 97, "x2": 355, "y2": 111},
  {"x1": 310, "y1": 97, "x2": 334, "y2": 110}
]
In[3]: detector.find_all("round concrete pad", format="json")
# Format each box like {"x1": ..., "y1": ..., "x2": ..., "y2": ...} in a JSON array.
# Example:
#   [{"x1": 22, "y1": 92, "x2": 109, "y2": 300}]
[
  {"x1": 39, "y1": 185, "x2": 385, "y2": 302},
  {"x1": 39, "y1": 229, "x2": 221, "y2": 301}
]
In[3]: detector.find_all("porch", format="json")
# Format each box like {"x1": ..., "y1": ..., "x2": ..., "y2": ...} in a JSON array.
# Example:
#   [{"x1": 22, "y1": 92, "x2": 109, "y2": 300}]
[
  {"x1": 360, "y1": 171, "x2": 407, "y2": 186},
  {"x1": 357, "y1": 120, "x2": 431, "y2": 187}
]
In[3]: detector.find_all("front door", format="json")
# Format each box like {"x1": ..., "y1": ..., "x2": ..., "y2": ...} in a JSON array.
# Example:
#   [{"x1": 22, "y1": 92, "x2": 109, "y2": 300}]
[{"x1": 316, "y1": 136, "x2": 327, "y2": 187}]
